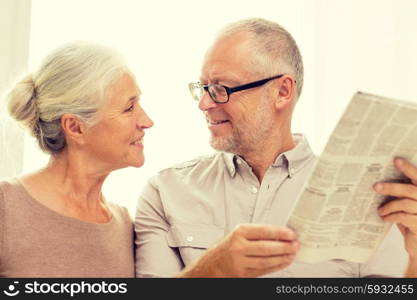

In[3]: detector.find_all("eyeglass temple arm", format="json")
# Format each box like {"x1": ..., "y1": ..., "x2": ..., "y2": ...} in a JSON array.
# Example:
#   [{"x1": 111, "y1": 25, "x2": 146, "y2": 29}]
[{"x1": 226, "y1": 74, "x2": 284, "y2": 94}]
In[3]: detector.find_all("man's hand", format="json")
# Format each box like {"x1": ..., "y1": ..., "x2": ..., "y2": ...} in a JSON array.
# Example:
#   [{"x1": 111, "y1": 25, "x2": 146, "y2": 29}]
[
  {"x1": 375, "y1": 157, "x2": 417, "y2": 276},
  {"x1": 178, "y1": 224, "x2": 299, "y2": 277}
]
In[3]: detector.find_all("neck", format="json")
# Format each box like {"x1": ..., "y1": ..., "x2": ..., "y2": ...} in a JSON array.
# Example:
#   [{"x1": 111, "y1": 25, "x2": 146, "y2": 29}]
[
  {"x1": 241, "y1": 132, "x2": 296, "y2": 182},
  {"x1": 37, "y1": 149, "x2": 110, "y2": 211}
]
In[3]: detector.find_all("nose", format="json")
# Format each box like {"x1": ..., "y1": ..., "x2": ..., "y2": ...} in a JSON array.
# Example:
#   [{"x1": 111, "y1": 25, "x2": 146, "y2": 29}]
[
  {"x1": 198, "y1": 90, "x2": 217, "y2": 111},
  {"x1": 136, "y1": 105, "x2": 154, "y2": 129}
]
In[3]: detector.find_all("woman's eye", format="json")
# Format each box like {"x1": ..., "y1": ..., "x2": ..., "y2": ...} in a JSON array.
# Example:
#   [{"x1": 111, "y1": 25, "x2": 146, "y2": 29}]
[{"x1": 125, "y1": 104, "x2": 134, "y2": 112}]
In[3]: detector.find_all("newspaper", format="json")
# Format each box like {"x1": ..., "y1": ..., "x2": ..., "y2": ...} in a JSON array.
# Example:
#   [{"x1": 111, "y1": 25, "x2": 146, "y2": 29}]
[{"x1": 287, "y1": 92, "x2": 417, "y2": 263}]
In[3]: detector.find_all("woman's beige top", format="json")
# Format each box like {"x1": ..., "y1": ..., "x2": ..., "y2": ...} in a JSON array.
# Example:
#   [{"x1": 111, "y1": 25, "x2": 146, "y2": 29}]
[{"x1": 0, "y1": 179, "x2": 134, "y2": 277}]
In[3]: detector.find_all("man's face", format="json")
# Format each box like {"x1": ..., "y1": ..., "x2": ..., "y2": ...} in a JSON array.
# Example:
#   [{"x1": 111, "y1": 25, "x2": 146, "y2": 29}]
[{"x1": 199, "y1": 32, "x2": 275, "y2": 155}]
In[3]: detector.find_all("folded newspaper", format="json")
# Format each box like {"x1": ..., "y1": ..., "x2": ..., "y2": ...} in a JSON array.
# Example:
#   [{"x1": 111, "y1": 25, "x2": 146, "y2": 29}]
[{"x1": 287, "y1": 91, "x2": 417, "y2": 263}]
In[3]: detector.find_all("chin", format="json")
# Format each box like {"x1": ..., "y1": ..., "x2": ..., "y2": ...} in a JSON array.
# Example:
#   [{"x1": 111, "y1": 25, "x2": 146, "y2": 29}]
[
  {"x1": 209, "y1": 136, "x2": 238, "y2": 153},
  {"x1": 131, "y1": 157, "x2": 145, "y2": 168}
]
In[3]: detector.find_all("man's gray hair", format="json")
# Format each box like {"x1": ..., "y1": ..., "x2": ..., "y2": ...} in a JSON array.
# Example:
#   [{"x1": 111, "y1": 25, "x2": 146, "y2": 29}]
[
  {"x1": 6, "y1": 41, "x2": 130, "y2": 154},
  {"x1": 217, "y1": 18, "x2": 304, "y2": 99}
]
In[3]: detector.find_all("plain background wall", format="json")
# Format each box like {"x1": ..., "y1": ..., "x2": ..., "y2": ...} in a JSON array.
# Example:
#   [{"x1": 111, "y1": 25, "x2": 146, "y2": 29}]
[
  {"x1": 1, "y1": 0, "x2": 416, "y2": 215},
  {"x1": 0, "y1": 0, "x2": 31, "y2": 179}
]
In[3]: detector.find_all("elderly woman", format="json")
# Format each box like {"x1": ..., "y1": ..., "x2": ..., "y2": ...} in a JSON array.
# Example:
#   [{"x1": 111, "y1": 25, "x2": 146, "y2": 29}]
[{"x1": 0, "y1": 41, "x2": 153, "y2": 277}]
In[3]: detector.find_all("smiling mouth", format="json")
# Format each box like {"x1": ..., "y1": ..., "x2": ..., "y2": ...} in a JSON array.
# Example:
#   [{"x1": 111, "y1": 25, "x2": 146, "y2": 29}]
[
  {"x1": 130, "y1": 137, "x2": 143, "y2": 146},
  {"x1": 208, "y1": 120, "x2": 230, "y2": 125}
]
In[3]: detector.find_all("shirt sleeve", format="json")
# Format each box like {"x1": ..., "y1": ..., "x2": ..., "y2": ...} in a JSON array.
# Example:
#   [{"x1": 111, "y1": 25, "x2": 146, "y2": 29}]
[
  {"x1": 134, "y1": 178, "x2": 184, "y2": 277},
  {"x1": 359, "y1": 225, "x2": 408, "y2": 277}
]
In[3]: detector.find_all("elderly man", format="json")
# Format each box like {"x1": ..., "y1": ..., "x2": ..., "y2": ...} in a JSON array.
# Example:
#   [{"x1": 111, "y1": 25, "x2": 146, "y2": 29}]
[{"x1": 135, "y1": 18, "x2": 417, "y2": 277}]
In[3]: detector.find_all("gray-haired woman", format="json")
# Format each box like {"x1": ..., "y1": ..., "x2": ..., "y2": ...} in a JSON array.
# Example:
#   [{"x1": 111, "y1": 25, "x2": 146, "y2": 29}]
[{"x1": 0, "y1": 41, "x2": 153, "y2": 277}]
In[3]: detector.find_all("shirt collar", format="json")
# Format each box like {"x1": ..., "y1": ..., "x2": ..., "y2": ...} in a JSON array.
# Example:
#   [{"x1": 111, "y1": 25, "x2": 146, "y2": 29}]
[
  {"x1": 222, "y1": 133, "x2": 315, "y2": 178},
  {"x1": 274, "y1": 133, "x2": 315, "y2": 178},
  {"x1": 223, "y1": 152, "x2": 237, "y2": 177}
]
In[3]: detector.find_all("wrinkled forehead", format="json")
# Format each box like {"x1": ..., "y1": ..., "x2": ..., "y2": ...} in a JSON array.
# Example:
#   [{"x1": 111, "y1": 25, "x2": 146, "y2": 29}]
[{"x1": 201, "y1": 32, "x2": 255, "y2": 82}]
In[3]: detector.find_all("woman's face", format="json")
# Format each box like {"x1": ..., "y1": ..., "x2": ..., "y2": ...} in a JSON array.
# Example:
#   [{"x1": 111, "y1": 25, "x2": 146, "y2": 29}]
[{"x1": 83, "y1": 73, "x2": 153, "y2": 171}]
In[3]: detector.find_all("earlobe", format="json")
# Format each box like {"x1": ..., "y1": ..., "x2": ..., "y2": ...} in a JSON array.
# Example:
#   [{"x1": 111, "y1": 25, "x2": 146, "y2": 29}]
[{"x1": 275, "y1": 98, "x2": 289, "y2": 110}]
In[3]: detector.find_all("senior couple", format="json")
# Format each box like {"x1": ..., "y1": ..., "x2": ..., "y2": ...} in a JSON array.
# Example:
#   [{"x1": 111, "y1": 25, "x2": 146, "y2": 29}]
[{"x1": 0, "y1": 18, "x2": 416, "y2": 278}]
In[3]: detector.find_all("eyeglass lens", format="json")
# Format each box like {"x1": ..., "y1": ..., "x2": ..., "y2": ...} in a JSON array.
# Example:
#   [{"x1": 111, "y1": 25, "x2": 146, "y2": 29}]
[{"x1": 209, "y1": 85, "x2": 228, "y2": 102}]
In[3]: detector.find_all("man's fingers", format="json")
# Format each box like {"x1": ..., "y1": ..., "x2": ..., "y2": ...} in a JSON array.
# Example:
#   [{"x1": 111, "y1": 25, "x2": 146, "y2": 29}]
[
  {"x1": 374, "y1": 158, "x2": 417, "y2": 198},
  {"x1": 374, "y1": 182, "x2": 417, "y2": 199},
  {"x1": 379, "y1": 199, "x2": 417, "y2": 216},
  {"x1": 235, "y1": 224, "x2": 296, "y2": 241},
  {"x1": 244, "y1": 240, "x2": 299, "y2": 256},
  {"x1": 394, "y1": 158, "x2": 417, "y2": 184},
  {"x1": 381, "y1": 212, "x2": 417, "y2": 233}
]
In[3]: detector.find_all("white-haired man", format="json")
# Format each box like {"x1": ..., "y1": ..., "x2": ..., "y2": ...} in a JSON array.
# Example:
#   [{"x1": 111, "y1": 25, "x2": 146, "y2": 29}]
[{"x1": 135, "y1": 18, "x2": 417, "y2": 277}]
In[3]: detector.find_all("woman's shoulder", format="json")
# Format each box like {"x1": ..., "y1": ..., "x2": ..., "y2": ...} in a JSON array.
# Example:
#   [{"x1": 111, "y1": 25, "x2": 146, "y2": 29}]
[
  {"x1": 0, "y1": 178, "x2": 22, "y2": 199},
  {"x1": 0, "y1": 178, "x2": 24, "y2": 226},
  {"x1": 106, "y1": 201, "x2": 132, "y2": 223},
  {"x1": 0, "y1": 178, "x2": 31, "y2": 216}
]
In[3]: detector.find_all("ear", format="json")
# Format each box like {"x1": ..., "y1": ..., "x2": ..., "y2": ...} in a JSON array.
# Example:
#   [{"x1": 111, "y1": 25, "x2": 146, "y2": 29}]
[
  {"x1": 61, "y1": 114, "x2": 87, "y2": 145},
  {"x1": 274, "y1": 75, "x2": 296, "y2": 110}
]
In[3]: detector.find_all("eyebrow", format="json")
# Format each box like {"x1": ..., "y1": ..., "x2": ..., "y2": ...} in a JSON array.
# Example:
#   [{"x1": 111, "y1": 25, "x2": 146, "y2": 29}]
[
  {"x1": 199, "y1": 77, "x2": 241, "y2": 86},
  {"x1": 126, "y1": 96, "x2": 138, "y2": 105}
]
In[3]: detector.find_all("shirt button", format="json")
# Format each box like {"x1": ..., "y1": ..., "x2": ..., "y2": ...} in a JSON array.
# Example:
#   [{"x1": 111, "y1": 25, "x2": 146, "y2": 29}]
[
  {"x1": 186, "y1": 236, "x2": 193, "y2": 242},
  {"x1": 251, "y1": 187, "x2": 258, "y2": 194}
]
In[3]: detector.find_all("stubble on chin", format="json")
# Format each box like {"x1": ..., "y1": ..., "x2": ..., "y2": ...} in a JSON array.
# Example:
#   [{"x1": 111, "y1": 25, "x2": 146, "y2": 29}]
[
  {"x1": 208, "y1": 97, "x2": 274, "y2": 155},
  {"x1": 209, "y1": 117, "x2": 272, "y2": 156},
  {"x1": 209, "y1": 129, "x2": 249, "y2": 155},
  {"x1": 209, "y1": 135, "x2": 238, "y2": 154}
]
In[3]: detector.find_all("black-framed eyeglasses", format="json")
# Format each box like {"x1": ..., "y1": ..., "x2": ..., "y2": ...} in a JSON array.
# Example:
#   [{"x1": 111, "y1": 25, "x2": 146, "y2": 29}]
[{"x1": 188, "y1": 74, "x2": 284, "y2": 104}]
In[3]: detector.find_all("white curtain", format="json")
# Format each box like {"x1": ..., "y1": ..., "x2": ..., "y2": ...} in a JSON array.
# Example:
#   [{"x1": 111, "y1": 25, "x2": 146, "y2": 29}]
[{"x1": 0, "y1": 0, "x2": 32, "y2": 180}]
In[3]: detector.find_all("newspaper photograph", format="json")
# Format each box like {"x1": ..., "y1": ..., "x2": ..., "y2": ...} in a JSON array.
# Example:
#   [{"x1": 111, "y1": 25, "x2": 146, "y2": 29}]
[{"x1": 287, "y1": 92, "x2": 417, "y2": 263}]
